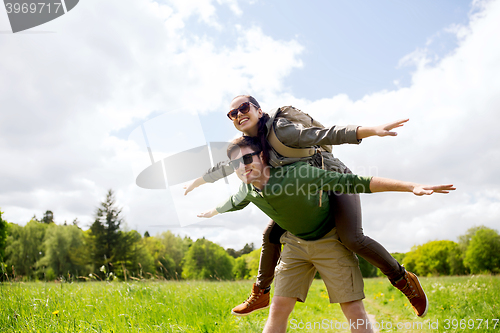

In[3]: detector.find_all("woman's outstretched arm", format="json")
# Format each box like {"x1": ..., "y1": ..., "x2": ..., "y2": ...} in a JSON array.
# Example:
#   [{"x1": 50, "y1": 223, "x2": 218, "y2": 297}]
[{"x1": 356, "y1": 119, "x2": 409, "y2": 140}]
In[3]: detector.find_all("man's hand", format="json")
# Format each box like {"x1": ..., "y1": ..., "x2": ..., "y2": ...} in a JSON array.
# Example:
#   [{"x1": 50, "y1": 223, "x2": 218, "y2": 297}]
[
  {"x1": 184, "y1": 177, "x2": 207, "y2": 195},
  {"x1": 357, "y1": 119, "x2": 409, "y2": 139},
  {"x1": 413, "y1": 184, "x2": 456, "y2": 196},
  {"x1": 197, "y1": 208, "x2": 219, "y2": 218}
]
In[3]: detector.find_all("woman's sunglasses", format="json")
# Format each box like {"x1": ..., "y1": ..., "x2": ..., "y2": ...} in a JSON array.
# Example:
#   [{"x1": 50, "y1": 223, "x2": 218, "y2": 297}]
[
  {"x1": 227, "y1": 101, "x2": 258, "y2": 120},
  {"x1": 229, "y1": 151, "x2": 261, "y2": 169}
]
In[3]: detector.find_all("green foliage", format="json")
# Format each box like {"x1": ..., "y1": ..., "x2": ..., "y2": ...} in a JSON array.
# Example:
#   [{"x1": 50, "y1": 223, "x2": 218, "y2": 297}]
[
  {"x1": 157, "y1": 231, "x2": 191, "y2": 279},
  {"x1": 4, "y1": 220, "x2": 48, "y2": 279},
  {"x1": 458, "y1": 225, "x2": 489, "y2": 251},
  {"x1": 182, "y1": 238, "x2": 234, "y2": 280},
  {"x1": 41, "y1": 210, "x2": 54, "y2": 224},
  {"x1": 89, "y1": 189, "x2": 124, "y2": 271},
  {"x1": 226, "y1": 243, "x2": 255, "y2": 258},
  {"x1": 244, "y1": 248, "x2": 261, "y2": 278},
  {"x1": 464, "y1": 228, "x2": 500, "y2": 274},
  {"x1": 36, "y1": 224, "x2": 89, "y2": 279},
  {"x1": 404, "y1": 240, "x2": 461, "y2": 276},
  {"x1": 358, "y1": 255, "x2": 378, "y2": 278},
  {"x1": 114, "y1": 230, "x2": 155, "y2": 279},
  {"x1": 233, "y1": 256, "x2": 250, "y2": 280},
  {"x1": 0, "y1": 210, "x2": 8, "y2": 260}
]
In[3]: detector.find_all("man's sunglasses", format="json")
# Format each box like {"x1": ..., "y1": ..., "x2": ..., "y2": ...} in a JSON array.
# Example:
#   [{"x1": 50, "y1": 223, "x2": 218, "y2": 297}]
[
  {"x1": 227, "y1": 101, "x2": 259, "y2": 120},
  {"x1": 229, "y1": 151, "x2": 261, "y2": 169}
]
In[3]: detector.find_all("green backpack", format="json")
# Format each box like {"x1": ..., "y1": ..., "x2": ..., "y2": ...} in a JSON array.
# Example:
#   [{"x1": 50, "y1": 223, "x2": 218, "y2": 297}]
[{"x1": 267, "y1": 105, "x2": 332, "y2": 158}]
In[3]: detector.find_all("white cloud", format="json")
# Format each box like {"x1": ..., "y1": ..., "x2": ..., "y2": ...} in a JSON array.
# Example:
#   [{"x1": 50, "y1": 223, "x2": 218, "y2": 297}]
[
  {"x1": 0, "y1": 0, "x2": 303, "y2": 251},
  {"x1": 270, "y1": 0, "x2": 500, "y2": 251}
]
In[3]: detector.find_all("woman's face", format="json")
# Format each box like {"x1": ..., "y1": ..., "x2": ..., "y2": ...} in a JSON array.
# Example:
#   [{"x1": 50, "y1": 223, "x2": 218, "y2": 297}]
[{"x1": 229, "y1": 96, "x2": 262, "y2": 136}]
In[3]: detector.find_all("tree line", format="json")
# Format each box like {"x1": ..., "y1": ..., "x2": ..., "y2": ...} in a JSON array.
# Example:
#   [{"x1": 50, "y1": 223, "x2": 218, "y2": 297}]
[
  {"x1": 0, "y1": 190, "x2": 257, "y2": 282},
  {"x1": 357, "y1": 225, "x2": 500, "y2": 278},
  {"x1": 1, "y1": 190, "x2": 499, "y2": 282}
]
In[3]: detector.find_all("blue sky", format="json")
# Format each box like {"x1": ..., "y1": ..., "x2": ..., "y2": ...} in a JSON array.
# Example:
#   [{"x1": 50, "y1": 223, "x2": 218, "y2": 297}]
[
  {"x1": 193, "y1": 0, "x2": 474, "y2": 143},
  {"x1": 1, "y1": 0, "x2": 499, "y2": 252},
  {"x1": 185, "y1": 0, "x2": 472, "y2": 100}
]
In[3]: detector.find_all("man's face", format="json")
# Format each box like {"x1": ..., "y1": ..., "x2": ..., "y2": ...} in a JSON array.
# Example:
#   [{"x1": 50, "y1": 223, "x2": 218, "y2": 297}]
[{"x1": 229, "y1": 146, "x2": 265, "y2": 185}]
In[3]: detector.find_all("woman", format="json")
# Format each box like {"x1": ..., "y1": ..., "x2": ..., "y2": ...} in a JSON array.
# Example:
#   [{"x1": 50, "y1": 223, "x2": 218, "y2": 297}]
[{"x1": 184, "y1": 95, "x2": 427, "y2": 318}]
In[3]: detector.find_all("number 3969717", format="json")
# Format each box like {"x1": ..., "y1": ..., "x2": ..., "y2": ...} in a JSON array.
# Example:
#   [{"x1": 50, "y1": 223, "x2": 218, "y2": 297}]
[{"x1": 5, "y1": 2, "x2": 63, "y2": 14}]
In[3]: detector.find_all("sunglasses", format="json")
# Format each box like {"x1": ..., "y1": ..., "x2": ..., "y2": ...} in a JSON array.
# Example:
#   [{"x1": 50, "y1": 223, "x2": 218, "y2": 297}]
[
  {"x1": 229, "y1": 151, "x2": 261, "y2": 169},
  {"x1": 227, "y1": 101, "x2": 259, "y2": 120}
]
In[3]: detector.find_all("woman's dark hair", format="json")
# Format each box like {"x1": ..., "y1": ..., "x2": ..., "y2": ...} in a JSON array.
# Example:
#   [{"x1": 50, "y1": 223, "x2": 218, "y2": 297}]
[
  {"x1": 232, "y1": 94, "x2": 261, "y2": 109},
  {"x1": 231, "y1": 95, "x2": 271, "y2": 165}
]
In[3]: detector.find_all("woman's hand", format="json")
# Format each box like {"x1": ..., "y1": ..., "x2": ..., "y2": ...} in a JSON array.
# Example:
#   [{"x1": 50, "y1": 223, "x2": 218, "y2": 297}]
[
  {"x1": 184, "y1": 177, "x2": 207, "y2": 195},
  {"x1": 197, "y1": 208, "x2": 219, "y2": 218},
  {"x1": 356, "y1": 119, "x2": 409, "y2": 139}
]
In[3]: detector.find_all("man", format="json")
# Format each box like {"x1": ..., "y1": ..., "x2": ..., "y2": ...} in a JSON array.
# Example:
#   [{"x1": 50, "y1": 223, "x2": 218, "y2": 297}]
[{"x1": 198, "y1": 136, "x2": 455, "y2": 333}]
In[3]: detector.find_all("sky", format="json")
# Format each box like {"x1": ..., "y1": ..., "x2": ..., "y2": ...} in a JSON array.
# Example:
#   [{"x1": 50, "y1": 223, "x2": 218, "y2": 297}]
[{"x1": 1, "y1": 0, "x2": 499, "y2": 253}]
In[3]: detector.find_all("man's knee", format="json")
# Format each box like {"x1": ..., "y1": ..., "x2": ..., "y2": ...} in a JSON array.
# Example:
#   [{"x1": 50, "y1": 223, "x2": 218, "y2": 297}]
[
  {"x1": 340, "y1": 300, "x2": 367, "y2": 318},
  {"x1": 270, "y1": 296, "x2": 296, "y2": 317}
]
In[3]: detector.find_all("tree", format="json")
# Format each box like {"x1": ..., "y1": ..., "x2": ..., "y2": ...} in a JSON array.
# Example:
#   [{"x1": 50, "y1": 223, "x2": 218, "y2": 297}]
[
  {"x1": 41, "y1": 210, "x2": 54, "y2": 224},
  {"x1": 158, "y1": 231, "x2": 191, "y2": 278},
  {"x1": 182, "y1": 238, "x2": 234, "y2": 280},
  {"x1": 37, "y1": 224, "x2": 89, "y2": 279},
  {"x1": 114, "y1": 230, "x2": 155, "y2": 279},
  {"x1": 358, "y1": 256, "x2": 377, "y2": 278},
  {"x1": 0, "y1": 210, "x2": 7, "y2": 261},
  {"x1": 404, "y1": 240, "x2": 461, "y2": 276},
  {"x1": 226, "y1": 243, "x2": 256, "y2": 258},
  {"x1": 464, "y1": 228, "x2": 500, "y2": 274},
  {"x1": 89, "y1": 189, "x2": 124, "y2": 271},
  {"x1": 143, "y1": 235, "x2": 176, "y2": 279},
  {"x1": 458, "y1": 226, "x2": 489, "y2": 251},
  {"x1": 4, "y1": 219, "x2": 48, "y2": 279},
  {"x1": 233, "y1": 256, "x2": 250, "y2": 280}
]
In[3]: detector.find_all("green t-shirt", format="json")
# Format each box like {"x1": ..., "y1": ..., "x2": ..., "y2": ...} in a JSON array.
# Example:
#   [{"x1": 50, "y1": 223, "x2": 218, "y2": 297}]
[{"x1": 216, "y1": 162, "x2": 372, "y2": 240}]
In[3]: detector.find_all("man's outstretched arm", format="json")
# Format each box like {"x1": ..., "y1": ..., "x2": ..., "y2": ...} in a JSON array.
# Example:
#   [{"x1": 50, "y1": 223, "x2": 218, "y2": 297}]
[{"x1": 369, "y1": 177, "x2": 455, "y2": 195}]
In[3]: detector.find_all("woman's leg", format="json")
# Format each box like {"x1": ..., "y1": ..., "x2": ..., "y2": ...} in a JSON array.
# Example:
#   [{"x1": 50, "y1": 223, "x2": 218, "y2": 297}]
[
  {"x1": 330, "y1": 191, "x2": 429, "y2": 317},
  {"x1": 231, "y1": 220, "x2": 285, "y2": 316},
  {"x1": 256, "y1": 220, "x2": 285, "y2": 288},
  {"x1": 330, "y1": 191, "x2": 404, "y2": 281}
]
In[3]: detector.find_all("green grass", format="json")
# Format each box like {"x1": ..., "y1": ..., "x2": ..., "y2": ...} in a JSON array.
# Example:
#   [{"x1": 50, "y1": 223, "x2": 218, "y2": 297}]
[
  {"x1": 363, "y1": 275, "x2": 500, "y2": 333},
  {"x1": 1, "y1": 275, "x2": 499, "y2": 332}
]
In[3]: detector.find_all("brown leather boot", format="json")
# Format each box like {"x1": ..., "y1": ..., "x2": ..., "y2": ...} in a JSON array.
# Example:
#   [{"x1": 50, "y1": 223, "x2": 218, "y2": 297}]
[
  {"x1": 392, "y1": 271, "x2": 429, "y2": 317},
  {"x1": 231, "y1": 283, "x2": 270, "y2": 316}
]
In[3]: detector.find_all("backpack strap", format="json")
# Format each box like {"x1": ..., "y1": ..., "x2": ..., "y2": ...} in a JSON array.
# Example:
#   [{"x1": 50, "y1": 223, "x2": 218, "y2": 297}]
[{"x1": 267, "y1": 126, "x2": 317, "y2": 158}]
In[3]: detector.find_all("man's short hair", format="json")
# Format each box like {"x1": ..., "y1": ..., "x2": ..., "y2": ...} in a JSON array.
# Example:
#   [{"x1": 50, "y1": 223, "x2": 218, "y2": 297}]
[{"x1": 227, "y1": 136, "x2": 262, "y2": 159}]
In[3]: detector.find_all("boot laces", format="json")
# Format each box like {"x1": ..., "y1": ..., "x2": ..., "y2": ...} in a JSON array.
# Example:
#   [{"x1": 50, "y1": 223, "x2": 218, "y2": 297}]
[
  {"x1": 244, "y1": 290, "x2": 261, "y2": 305},
  {"x1": 400, "y1": 280, "x2": 418, "y2": 300}
]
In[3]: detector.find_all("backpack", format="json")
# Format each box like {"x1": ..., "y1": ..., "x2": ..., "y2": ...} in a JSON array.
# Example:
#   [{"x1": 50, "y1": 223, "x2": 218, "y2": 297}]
[{"x1": 267, "y1": 106, "x2": 332, "y2": 158}]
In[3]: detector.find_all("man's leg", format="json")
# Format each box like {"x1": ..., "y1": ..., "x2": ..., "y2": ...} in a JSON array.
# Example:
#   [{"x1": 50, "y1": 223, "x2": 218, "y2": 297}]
[
  {"x1": 232, "y1": 220, "x2": 285, "y2": 316},
  {"x1": 262, "y1": 296, "x2": 296, "y2": 333},
  {"x1": 340, "y1": 300, "x2": 373, "y2": 333}
]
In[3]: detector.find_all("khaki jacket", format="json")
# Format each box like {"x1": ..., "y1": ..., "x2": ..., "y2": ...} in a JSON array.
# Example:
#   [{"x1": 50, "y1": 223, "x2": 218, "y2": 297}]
[{"x1": 202, "y1": 107, "x2": 361, "y2": 183}]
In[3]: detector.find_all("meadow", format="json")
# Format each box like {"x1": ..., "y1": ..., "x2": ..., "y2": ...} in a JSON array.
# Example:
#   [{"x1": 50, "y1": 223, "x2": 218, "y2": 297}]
[{"x1": 0, "y1": 275, "x2": 498, "y2": 332}]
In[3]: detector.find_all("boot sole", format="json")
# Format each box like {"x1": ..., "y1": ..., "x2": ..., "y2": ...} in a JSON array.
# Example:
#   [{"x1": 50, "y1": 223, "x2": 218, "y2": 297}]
[{"x1": 231, "y1": 304, "x2": 270, "y2": 317}]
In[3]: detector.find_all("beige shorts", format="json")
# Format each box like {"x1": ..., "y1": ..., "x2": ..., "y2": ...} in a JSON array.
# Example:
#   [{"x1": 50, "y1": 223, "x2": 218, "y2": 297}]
[{"x1": 274, "y1": 228, "x2": 365, "y2": 303}]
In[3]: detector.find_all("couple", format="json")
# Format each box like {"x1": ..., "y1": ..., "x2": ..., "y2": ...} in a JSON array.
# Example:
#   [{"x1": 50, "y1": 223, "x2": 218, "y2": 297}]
[{"x1": 186, "y1": 95, "x2": 455, "y2": 332}]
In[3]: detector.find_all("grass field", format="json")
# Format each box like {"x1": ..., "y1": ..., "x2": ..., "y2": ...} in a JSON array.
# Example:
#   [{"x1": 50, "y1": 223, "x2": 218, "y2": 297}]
[{"x1": 0, "y1": 275, "x2": 499, "y2": 332}]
